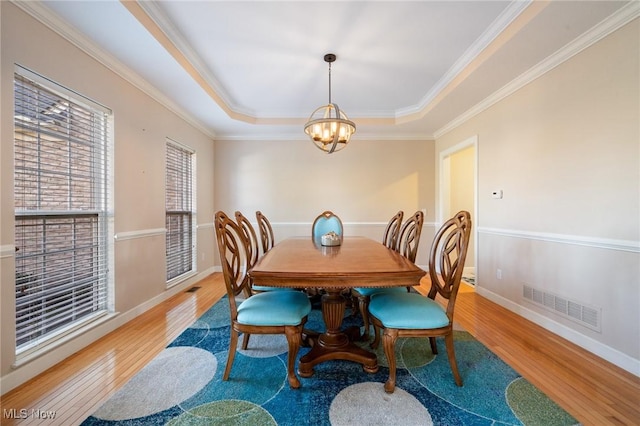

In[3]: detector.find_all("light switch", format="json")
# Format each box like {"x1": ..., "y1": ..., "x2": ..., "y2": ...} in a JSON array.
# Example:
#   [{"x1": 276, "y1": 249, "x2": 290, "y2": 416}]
[{"x1": 491, "y1": 190, "x2": 503, "y2": 199}]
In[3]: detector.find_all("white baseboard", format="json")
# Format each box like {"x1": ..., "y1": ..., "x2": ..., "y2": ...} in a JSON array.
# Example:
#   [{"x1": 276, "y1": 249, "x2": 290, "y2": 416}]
[
  {"x1": 475, "y1": 286, "x2": 640, "y2": 377},
  {"x1": 0, "y1": 266, "x2": 217, "y2": 395}
]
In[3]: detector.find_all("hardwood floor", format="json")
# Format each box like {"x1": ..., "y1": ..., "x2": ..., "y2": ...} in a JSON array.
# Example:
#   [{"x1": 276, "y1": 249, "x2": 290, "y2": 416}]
[{"x1": 1, "y1": 273, "x2": 638, "y2": 425}]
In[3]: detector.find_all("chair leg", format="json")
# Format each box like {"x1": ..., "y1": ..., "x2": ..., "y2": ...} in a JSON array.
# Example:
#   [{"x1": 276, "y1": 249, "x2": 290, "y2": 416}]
[
  {"x1": 357, "y1": 295, "x2": 371, "y2": 339},
  {"x1": 284, "y1": 325, "x2": 303, "y2": 389},
  {"x1": 444, "y1": 333, "x2": 463, "y2": 387},
  {"x1": 429, "y1": 336, "x2": 438, "y2": 354},
  {"x1": 223, "y1": 328, "x2": 239, "y2": 381},
  {"x1": 241, "y1": 332, "x2": 250, "y2": 350},
  {"x1": 349, "y1": 291, "x2": 359, "y2": 317},
  {"x1": 382, "y1": 328, "x2": 399, "y2": 393},
  {"x1": 370, "y1": 323, "x2": 381, "y2": 349}
]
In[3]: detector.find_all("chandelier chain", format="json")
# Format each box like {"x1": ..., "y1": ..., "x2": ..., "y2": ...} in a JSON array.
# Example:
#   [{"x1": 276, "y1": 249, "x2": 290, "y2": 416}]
[{"x1": 328, "y1": 62, "x2": 332, "y2": 104}]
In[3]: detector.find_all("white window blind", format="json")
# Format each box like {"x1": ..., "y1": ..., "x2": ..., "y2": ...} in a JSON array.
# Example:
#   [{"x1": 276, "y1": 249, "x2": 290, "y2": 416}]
[
  {"x1": 165, "y1": 140, "x2": 195, "y2": 282},
  {"x1": 13, "y1": 68, "x2": 111, "y2": 354}
]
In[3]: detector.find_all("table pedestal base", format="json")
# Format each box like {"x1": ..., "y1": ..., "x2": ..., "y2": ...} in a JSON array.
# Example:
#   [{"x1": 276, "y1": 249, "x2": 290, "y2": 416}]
[{"x1": 298, "y1": 289, "x2": 379, "y2": 377}]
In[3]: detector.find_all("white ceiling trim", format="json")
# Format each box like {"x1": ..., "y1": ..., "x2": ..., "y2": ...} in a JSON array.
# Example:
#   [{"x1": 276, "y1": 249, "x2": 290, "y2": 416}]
[
  {"x1": 12, "y1": 0, "x2": 217, "y2": 139},
  {"x1": 395, "y1": 0, "x2": 532, "y2": 118},
  {"x1": 215, "y1": 131, "x2": 434, "y2": 142},
  {"x1": 140, "y1": 0, "x2": 532, "y2": 124},
  {"x1": 433, "y1": 2, "x2": 640, "y2": 140},
  {"x1": 119, "y1": 1, "x2": 303, "y2": 126},
  {"x1": 139, "y1": 0, "x2": 249, "y2": 118},
  {"x1": 13, "y1": 1, "x2": 638, "y2": 143}
]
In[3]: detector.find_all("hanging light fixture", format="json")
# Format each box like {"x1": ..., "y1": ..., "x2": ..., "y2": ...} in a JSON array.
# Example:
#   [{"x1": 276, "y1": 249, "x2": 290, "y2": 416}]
[{"x1": 304, "y1": 53, "x2": 356, "y2": 154}]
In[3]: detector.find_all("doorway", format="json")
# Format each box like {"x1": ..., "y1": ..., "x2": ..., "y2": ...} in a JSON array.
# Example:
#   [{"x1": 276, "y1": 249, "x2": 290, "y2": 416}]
[{"x1": 439, "y1": 135, "x2": 477, "y2": 283}]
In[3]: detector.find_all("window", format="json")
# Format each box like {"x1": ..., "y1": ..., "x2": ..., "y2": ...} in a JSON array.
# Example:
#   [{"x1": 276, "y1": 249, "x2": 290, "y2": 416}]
[
  {"x1": 165, "y1": 139, "x2": 195, "y2": 282},
  {"x1": 13, "y1": 67, "x2": 112, "y2": 355}
]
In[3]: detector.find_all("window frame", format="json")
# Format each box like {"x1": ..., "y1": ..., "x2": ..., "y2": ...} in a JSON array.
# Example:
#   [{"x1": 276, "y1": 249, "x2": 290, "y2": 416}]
[
  {"x1": 13, "y1": 65, "x2": 114, "y2": 359},
  {"x1": 165, "y1": 138, "x2": 196, "y2": 285}
]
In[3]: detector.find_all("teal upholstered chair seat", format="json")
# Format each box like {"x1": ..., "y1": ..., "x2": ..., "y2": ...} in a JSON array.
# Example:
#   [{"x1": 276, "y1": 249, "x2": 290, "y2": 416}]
[
  {"x1": 368, "y1": 292, "x2": 449, "y2": 329},
  {"x1": 237, "y1": 291, "x2": 311, "y2": 326},
  {"x1": 368, "y1": 211, "x2": 472, "y2": 393},
  {"x1": 352, "y1": 211, "x2": 423, "y2": 339},
  {"x1": 216, "y1": 211, "x2": 311, "y2": 389}
]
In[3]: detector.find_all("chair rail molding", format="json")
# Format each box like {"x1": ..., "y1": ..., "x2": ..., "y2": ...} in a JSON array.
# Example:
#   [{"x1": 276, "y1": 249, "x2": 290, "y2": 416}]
[
  {"x1": 1, "y1": 244, "x2": 16, "y2": 259},
  {"x1": 114, "y1": 228, "x2": 166, "y2": 241},
  {"x1": 478, "y1": 227, "x2": 640, "y2": 253},
  {"x1": 266, "y1": 221, "x2": 436, "y2": 228}
]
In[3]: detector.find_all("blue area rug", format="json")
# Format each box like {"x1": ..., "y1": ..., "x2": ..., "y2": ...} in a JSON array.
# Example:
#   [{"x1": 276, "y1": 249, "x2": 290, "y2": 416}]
[{"x1": 83, "y1": 296, "x2": 577, "y2": 425}]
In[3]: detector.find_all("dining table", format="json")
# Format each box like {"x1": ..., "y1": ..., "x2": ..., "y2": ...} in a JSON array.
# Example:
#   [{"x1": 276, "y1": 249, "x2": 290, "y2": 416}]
[{"x1": 249, "y1": 236, "x2": 426, "y2": 377}]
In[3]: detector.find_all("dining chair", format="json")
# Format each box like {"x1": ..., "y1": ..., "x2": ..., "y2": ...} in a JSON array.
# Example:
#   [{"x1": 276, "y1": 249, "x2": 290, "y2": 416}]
[
  {"x1": 382, "y1": 210, "x2": 404, "y2": 250},
  {"x1": 368, "y1": 210, "x2": 472, "y2": 393},
  {"x1": 311, "y1": 210, "x2": 343, "y2": 242},
  {"x1": 255, "y1": 210, "x2": 274, "y2": 255},
  {"x1": 352, "y1": 210, "x2": 423, "y2": 339},
  {"x1": 236, "y1": 211, "x2": 290, "y2": 294},
  {"x1": 308, "y1": 210, "x2": 345, "y2": 299},
  {"x1": 215, "y1": 211, "x2": 312, "y2": 389}
]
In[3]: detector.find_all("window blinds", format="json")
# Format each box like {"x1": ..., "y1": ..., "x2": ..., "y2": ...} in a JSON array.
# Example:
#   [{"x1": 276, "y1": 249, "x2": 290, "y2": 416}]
[
  {"x1": 14, "y1": 68, "x2": 111, "y2": 352},
  {"x1": 165, "y1": 140, "x2": 194, "y2": 281}
]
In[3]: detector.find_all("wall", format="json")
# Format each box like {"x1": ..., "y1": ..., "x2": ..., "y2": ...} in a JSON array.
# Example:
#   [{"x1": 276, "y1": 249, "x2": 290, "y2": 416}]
[
  {"x1": 448, "y1": 145, "x2": 476, "y2": 269},
  {"x1": 0, "y1": 3, "x2": 216, "y2": 393},
  {"x1": 436, "y1": 19, "x2": 639, "y2": 374},
  {"x1": 213, "y1": 138, "x2": 436, "y2": 266}
]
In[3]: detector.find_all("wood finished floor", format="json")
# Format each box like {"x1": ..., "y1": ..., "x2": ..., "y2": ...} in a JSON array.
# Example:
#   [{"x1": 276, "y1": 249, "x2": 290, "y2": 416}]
[{"x1": 1, "y1": 273, "x2": 638, "y2": 425}]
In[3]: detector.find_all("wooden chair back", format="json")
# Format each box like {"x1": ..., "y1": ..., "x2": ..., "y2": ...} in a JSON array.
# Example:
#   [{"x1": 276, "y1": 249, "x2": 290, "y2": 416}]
[
  {"x1": 427, "y1": 210, "x2": 472, "y2": 318},
  {"x1": 382, "y1": 211, "x2": 403, "y2": 250},
  {"x1": 255, "y1": 210, "x2": 275, "y2": 255},
  {"x1": 397, "y1": 210, "x2": 424, "y2": 263},
  {"x1": 312, "y1": 211, "x2": 344, "y2": 240},
  {"x1": 235, "y1": 211, "x2": 259, "y2": 269},
  {"x1": 215, "y1": 211, "x2": 252, "y2": 316}
]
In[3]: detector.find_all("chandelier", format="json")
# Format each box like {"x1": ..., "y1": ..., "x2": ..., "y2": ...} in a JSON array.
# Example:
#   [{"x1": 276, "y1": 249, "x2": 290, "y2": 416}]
[{"x1": 304, "y1": 54, "x2": 356, "y2": 154}]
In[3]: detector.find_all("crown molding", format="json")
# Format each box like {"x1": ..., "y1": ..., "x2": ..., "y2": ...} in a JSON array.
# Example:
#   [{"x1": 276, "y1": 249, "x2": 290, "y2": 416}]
[
  {"x1": 433, "y1": 1, "x2": 640, "y2": 139},
  {"x1": 12, "y1": 0, "x2": 217, "y2": 139},
  {"x1": 396, "y1": 0, "x2": 532, "y2": 118},
  {"x1": 137, "y1": 1, "x2": 249, "y2": 118},
  {"x1": 215, "y1": 131, "x2": 434, "y2": 142},
  {"x1": 13, "y1": 1, "x2": 638, "y2": 142},
  {"x1": 124, "y1": 0, "x2": 256, "y2": 122}
]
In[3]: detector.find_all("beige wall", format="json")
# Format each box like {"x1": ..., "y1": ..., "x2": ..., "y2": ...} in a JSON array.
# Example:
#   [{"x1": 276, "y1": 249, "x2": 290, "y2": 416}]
[
  {"x1": 1, "y1": 3, "x2": 216, "y2": 392},
  {"x1": 436, "y1": 19, "x2": 639, "y2": 372},
  {"x1": 213, "y1": 138, "x2": 436, "y2": 265},
  {"x1": 449, "y1": 145, "x2": 476, "y2": 269}
]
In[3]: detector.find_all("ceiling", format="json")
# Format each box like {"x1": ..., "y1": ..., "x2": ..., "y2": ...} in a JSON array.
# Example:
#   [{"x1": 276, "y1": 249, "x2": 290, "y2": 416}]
[{"x1": 21, "y1": 1, "x2": 637, "y2": 141}]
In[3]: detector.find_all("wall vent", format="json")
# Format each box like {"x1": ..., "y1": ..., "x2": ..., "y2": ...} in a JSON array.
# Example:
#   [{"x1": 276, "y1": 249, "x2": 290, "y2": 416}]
[{"x1": 523, "y1": 284, "x2": 601, "y2": 332}]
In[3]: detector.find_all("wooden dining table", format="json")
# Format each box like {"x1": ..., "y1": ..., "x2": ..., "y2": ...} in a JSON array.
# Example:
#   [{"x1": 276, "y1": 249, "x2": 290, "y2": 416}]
[{"x1": 249, "y1": 236, "x2": 426, "y2": 377}]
